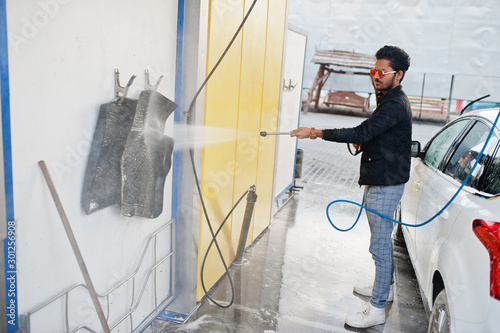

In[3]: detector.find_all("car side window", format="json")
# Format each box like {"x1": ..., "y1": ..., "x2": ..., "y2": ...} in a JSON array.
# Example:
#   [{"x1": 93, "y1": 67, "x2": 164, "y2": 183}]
[
  {"x1": 443, "y1": 121, "x2": 498, "y2": 191},
  {"x1": 482, "y1": 149, "x2": 500, "y2": 195},
  {"x1": 424, "y1": 120, "x2": 469, "y2": 169}
]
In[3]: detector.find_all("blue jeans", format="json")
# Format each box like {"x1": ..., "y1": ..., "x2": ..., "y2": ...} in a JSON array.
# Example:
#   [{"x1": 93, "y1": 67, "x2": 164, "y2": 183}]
[{"x1": 364, "y1": 184, "x2": 405, "y2": 309}]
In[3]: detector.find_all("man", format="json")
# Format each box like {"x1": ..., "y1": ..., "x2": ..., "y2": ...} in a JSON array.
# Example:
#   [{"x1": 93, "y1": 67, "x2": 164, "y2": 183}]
[{"x1": 291, "y1": 45, "x2": 412, "y2": 328}]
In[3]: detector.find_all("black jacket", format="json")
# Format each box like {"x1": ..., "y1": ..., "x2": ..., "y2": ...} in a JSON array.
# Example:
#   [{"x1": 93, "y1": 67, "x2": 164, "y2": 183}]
[{"x1": 323, "y1": 85, "x2": 412, "y2": 186}]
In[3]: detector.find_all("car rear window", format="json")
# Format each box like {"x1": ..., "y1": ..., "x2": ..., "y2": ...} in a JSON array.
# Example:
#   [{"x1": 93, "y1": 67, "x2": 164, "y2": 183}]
[{"x1": 483, "y1": 154, "x2": 500, "y2": 195}]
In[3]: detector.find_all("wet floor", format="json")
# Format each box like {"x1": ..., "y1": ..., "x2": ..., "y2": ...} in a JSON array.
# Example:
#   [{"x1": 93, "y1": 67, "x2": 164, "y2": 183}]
[{"x1": 146, "y1": 113, "x2": 442, "y2": 333}]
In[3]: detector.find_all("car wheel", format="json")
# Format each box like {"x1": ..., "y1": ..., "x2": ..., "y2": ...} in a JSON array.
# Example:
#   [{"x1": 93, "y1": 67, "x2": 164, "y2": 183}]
[{"x1": 427, "y1": 289, "x2": 451, "y2": 333}]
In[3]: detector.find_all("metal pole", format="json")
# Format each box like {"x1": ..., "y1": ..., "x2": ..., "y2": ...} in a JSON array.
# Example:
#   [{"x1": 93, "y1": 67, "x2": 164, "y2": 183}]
[
  {"x1": 418, "y1": 73, "x2": 426, "y2": 123},
  {"x1": 234, "y1": 186, "x2": 257, "y2": 264},
  {"x1": 38, "y1": 161, "x2": 111, "y2": 333},
  {"x1": 446, "y1": 74, "x2": 455, "y2": 123}
]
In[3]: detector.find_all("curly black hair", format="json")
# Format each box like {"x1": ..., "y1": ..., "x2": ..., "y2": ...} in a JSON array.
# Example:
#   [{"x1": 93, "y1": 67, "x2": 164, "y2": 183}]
[{"x1": 376, "y1": 45, "x2": 411, "y2": 82}]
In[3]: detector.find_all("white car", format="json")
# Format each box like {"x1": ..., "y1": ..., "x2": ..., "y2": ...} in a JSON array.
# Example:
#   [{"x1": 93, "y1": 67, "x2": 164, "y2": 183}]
[{"x1": 399, "y1": 108, "x2": 500, "y2": 333}]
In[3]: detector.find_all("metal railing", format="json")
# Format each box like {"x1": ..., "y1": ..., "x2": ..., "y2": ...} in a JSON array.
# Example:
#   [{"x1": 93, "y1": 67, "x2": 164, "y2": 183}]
[{"x1": 19, "y1": 218, "x2": 175, "y2": 333}]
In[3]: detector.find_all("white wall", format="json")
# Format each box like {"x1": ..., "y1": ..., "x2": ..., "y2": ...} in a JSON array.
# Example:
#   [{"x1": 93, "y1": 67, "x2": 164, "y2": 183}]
[
  {"x1": 273, "y1": 28, "x2": 307, "y2": 201},
  {"x1": 7, "y1": 0, "x2": 178, "y2": 331}
]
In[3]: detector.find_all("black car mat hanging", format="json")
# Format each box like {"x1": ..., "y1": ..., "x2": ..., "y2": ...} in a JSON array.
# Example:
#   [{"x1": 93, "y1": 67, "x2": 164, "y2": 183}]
[
  {"x1": 121, "y1": 86, "x2": 177, "y2": 218},
  {"x1": 81, "y1": 69, "x2": 177, "y2": 218}
]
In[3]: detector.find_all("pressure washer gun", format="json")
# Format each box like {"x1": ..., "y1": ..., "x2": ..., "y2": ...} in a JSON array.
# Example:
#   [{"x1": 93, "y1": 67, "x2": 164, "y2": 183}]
[{"x1": 260, "y1": 131, "x2": 291, "y2": 137}]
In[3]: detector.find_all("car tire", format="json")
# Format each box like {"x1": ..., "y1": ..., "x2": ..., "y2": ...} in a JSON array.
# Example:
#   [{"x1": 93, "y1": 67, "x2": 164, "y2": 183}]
[{"x1": 427, "y1": 289, "x2": 451, "y2": 333}]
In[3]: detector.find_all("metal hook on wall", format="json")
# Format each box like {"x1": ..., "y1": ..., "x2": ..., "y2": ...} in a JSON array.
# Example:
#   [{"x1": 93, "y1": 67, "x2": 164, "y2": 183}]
[
  {"x1": 283, "y1": 78, "x2": 297, "y2": 92},
  {"x1": 145, "y1": 69, "x2": 164, "y2": 92},
  {"x1": 283, "y1": 79, "x2": 288, "y2": 92},
  {"x1": 114, "y1": 69, "x2": 137, "y2": 105}
]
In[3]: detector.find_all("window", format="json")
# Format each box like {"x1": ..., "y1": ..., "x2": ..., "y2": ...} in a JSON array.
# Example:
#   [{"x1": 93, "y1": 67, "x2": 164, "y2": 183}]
[
  {"x1": 443, "y1": 121, "x2": 499, "y2": 193},
  {"x1": 424, "y1": 119, "x2": 469, "y2": 169},
  {"x1": 483, "y1": 153, "x2": 500, "y2": 195}
]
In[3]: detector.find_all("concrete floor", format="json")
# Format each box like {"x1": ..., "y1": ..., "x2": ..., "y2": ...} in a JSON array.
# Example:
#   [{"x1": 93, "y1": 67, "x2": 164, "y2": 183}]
[{"x1": 146, "y1": 113, "x2": 442, "y2": 333}]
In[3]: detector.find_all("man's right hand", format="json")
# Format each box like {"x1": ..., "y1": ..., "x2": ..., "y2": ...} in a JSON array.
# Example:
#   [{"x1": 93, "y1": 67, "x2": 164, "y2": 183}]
[{"x1": 290, "y1": 127, "x2": 312, "y2": 139}]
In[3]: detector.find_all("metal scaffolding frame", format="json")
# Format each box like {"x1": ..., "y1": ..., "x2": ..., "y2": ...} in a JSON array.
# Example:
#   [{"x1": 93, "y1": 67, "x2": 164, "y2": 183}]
[{"x1": 18, "y1": 219, "x2": 176, "y2": 333}]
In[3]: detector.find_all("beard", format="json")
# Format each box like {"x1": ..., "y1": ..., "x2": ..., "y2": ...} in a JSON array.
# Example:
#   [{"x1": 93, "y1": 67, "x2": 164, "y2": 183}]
[{"x1": 375, "y1": 75, "x2": 397, "y2": 93}]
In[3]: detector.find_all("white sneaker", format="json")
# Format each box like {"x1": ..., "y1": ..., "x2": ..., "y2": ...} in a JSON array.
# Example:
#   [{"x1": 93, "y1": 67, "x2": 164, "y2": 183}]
[
  {"x1": 345, "y1": 303, "x2": 386, "y2": 328},
  {"x1": 353, "y1": 284, "x2": 394, "y2": 301}
]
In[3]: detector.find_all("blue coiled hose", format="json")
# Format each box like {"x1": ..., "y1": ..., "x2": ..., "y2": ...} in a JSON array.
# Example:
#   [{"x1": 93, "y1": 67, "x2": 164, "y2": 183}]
[{"x1": 326, "y1": 110, "x2": 500, "y2": 232}]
